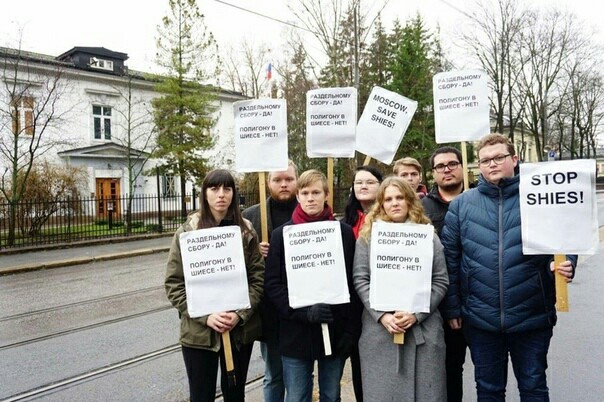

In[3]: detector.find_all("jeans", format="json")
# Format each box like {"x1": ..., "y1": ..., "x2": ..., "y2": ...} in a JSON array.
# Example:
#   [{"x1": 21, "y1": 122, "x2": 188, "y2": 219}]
[
  {"x1": 464, "y1": 326, "x2": 553, "y2": 402},
  {"x1": 444, "y1": 323, "x2": 468, "y2": 402},
  {"x1": 261, "y1": 341, "x2": 285, "y2": 402},
  {"x1": 281, "y1": 355, "x2": 345, "y2": 402}
]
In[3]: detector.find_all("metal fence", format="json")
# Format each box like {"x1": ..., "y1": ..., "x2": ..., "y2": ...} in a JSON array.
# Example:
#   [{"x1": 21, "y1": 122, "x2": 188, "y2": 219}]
[{"x1": 0, "y1": 187, "x2": 352, "y2": 250}]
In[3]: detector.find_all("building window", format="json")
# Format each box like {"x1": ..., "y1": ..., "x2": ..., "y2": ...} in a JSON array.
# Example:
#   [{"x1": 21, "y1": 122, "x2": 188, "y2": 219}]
[
  {"x1": 89, "y1": 57, "x2": 114, "y2": 71},
  {"x1": 163, "y1": 175, "x2": 176, "y2": 197},
  {"x1": 11, "y1": 95, "x2": 34, "y2": 136},
  {"x1": 93, "y1": 105, "x2": 112, "y2": 140}
]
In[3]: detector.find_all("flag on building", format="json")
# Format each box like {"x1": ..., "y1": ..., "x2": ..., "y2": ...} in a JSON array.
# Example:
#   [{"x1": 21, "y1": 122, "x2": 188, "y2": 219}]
[{"x1": 266, "y1": 62, "x2": 272, "y2": 80}]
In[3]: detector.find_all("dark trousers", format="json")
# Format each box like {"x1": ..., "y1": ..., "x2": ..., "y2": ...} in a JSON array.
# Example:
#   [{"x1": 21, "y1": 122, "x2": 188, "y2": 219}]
[
  {"x1": 181, "y1": 342, "x2": 254, "y2": 402},
  {"x1": 444, "y1": 324, "x2": 467, "y2": 402},
  {"x1": 464, "y1": 326, "x2": 553, "y2": 402},
  {"x1": 349, "y1": 344, "x2": 363, "y2": 402}
]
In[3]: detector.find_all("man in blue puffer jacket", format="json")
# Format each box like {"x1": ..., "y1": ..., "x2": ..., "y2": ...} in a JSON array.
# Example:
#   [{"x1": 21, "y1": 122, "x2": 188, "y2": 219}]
[{"x1": 441, "y1": 133, "x2": 576, "y2": 401}]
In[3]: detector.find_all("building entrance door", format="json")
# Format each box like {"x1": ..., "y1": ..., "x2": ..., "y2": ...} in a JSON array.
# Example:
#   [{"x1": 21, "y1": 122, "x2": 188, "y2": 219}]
[{"x1": 96, "y1": 178, "x2": 121, "y2": 217}]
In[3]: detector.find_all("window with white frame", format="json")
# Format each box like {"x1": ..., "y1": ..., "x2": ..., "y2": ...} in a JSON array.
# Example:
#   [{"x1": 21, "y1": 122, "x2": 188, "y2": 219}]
[
  {"x1": 89, "y1": 57, "x2": 114, "y2": 71},
  {"x1": 163, "y1": 175, "x2": 176, "y2": 197},
  {"x1": 11, "y1": 95, "x2": 35, "y2": 136},
  {"x1": 93, "y1": 105, "x2": 112, "y2": 140}
]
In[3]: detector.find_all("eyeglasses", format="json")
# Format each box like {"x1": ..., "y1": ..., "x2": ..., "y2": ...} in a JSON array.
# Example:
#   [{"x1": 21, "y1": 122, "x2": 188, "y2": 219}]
[
  {"x1": 353, "y1": 180, "x2": 380, "y2": 186},
  {"x1": 433, "y1": 161, "x2": 460, "y2": 173},
  {"x1": 477, "y1": 154, "x2": 511, "y2": 167}
]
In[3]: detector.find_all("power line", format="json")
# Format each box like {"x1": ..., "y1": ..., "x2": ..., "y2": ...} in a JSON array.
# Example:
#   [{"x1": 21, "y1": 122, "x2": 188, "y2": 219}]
[
  {"x1": 436, "y1": 0, "x2": 477, "y2": 22},
  {"x1": 212, "y1": 0, "x2": 316, "y2": 34}
]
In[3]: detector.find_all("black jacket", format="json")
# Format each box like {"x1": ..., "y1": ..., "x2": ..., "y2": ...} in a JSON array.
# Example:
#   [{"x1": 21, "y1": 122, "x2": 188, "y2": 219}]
[
  {"x1": 422, "y1": 186, "x2": 451, "y2": 235},
  {"x1": 264, "y1": 220, "x2": 361, "y2": 360}
]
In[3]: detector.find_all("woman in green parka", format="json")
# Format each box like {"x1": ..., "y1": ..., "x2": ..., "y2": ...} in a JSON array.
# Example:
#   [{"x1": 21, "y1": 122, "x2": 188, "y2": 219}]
[{"x1": 165, "y1": 169, "x2": 264, "y2": 402}]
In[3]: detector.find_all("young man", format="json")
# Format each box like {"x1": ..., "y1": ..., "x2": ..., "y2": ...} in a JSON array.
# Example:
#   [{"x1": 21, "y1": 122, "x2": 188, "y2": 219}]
[
  {"x1": 441, "y1": 134, "x2": 576, "y2": 401},
  {"x1": 264, "y1": 170, "x2": 360, "y2": 402},
  {"x1": 422, "y1": 146, "x2": 466, "y2": 402},
  {"x1": 242, "y1": 161, "x2": 298, "y2": 402},
  {"x1": 393, "y1": 157, "x2": 428, "y2": 198}
]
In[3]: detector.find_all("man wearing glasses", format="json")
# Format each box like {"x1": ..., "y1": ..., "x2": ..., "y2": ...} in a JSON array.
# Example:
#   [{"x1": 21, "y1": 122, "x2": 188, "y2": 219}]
[
  {"x1": 440, "y1": 134, "x2": 575, "y2": 401},
  {"x1": 421, "y1": 146, "x2": 466, "y2": 402}
]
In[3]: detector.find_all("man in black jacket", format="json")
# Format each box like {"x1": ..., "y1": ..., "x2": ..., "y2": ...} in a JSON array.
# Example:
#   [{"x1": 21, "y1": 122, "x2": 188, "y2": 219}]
[
  {"x1": 242, "y1": 161, "x2": 298, "y2": 402},
  {"x1": 422, "y1": 146, "x2": 465, "y2": 402}
]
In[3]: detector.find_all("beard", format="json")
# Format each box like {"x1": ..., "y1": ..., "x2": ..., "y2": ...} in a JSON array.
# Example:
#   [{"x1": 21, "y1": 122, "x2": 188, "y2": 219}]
[
  {"x1": 271, "y1": 190, "x2": 295, "y2": 202},
  {"x1": 439, "y1": 180, "x2": 463, "y2": 192}
]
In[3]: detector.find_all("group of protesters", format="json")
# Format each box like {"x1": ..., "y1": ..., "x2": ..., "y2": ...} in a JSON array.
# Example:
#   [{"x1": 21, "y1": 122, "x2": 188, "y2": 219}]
[{"x1": 164, "y1": 133, "x2": 576, "y2": 402}]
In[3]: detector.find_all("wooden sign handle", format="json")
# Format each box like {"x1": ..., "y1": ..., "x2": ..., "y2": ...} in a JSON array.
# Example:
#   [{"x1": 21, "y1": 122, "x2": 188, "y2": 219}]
[
  {"x1": 327, "y1": 158, "x2": 334, "y2": 208},
  {"x1": 258, "y1": 172, "x2": 269, "y2": 243},
  {"x1": 222, "y1": 330, "x2": 237, "y2": 386},
  {"x1": 554, "y1": 254, "x2": 569, "y2": 312},
  {"x1": 363, "y1": 155, "x2": 371, "y2": 166},
  {"x1": 322, "y1": 323, "x2": 332, "y2": 356},
  {"x1": 461, "y1": 141, "x2": 470, "y2": 191},
  {"x1": 393, "y1": 332, "x2": 405, "y2": 344}
]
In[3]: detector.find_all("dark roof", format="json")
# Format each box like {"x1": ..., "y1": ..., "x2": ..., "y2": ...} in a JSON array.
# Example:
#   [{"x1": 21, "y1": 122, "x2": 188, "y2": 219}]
[{"x1": 57, "y1": 47, "x2": 129, "y2": 61}]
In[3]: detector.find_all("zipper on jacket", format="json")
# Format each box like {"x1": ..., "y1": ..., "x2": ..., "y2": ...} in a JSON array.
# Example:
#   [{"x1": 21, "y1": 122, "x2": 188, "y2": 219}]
[{"x1": 498, "y1": 187, "x2": 505, "y2": 331}]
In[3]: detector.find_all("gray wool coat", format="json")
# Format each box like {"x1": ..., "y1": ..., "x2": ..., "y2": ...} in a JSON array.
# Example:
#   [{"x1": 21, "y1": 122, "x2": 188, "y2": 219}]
[{"x1": 353, "y1": 232, "x2": 448, "y2": 402}]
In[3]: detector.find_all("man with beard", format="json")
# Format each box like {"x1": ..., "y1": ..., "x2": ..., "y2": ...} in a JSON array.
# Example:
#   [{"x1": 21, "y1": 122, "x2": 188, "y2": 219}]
[
  {"x1": 422, "y1": 146, "x2": 466, "y2": 402},
  {"x1": 242, "y1": 160, "x2": 298, "y2": 402}
]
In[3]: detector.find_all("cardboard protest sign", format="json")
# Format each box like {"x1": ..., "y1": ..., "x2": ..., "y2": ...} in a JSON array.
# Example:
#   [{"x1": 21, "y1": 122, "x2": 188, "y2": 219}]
[
  {"x1": 356, "y1": 86, "x2": 417, "y2": 164},
  {"x1": 233, "y1": 98, "x2": 288, "y2": 172},
  {"x1": 519, "y1": 159, "x2": 599, "y2": 255},
  {"x1": 179, "y1": 226, "x2": 250, "y2": 317},
  {"x1": 306, "y1": 87, "x2": 357, "y2": 158},
  {"x1": 433, "y1": 70, "x2": 490, "y2": 143},
  {"x1": 369, "y1": 221, "x2": 434, "y2": 313},
  {"x1": 283, "y1": 221, "x2": 350, "y2": 308}
]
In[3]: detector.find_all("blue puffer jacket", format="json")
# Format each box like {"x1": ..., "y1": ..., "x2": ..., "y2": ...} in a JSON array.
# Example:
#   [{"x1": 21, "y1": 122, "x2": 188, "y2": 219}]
[{"x1": 441, "y1": 175, "x2": 575, "y2": 333}]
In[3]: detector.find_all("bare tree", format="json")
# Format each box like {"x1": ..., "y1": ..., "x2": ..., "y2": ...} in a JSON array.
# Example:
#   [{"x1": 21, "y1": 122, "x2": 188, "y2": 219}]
[
  {"x1": 461, "y1": 0, "x2": 528, "y2": 143},
  {"x1": 112, "y1": 73, "x2": 157, "y2": 233},
  {"x1": 517, "y1": 7, "x2": 584, "y2": 160},
  {"x1": 0, "y1": 43, "x2": 73, "y2": 246},
  {"x1": 222, "y1": 40, "x2": 272, "y2": 99}
]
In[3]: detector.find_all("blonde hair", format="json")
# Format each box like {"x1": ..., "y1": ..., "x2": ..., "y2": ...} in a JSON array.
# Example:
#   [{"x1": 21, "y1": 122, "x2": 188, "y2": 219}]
[
  {"x1": 359, "y1": 176, "x2": 430, "y2": 240},
  {"x1": 297, "y1": 169, "x2": 329, "y2": 194},
  {"x1": 393, "y1": 157, "x2": 422, "y2": 175}
]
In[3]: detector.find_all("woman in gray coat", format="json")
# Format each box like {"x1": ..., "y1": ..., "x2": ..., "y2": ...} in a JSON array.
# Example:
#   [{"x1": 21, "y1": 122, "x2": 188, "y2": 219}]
[{"x1": 353, "y1": 177, "x2": 448, "y2": 401}]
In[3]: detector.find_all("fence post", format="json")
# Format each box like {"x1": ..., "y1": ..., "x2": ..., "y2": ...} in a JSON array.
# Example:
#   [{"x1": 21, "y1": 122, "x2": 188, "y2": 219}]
[
  {"x1": 192, "y1": 187, "x2": 196, "y2": 211},
  {"x1": 156, "y1": 168, "x2": 163, "y2": 232}
]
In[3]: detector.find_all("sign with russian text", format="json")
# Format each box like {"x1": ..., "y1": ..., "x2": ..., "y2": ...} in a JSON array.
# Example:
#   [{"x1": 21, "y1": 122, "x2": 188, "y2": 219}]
[
  {"x1": 369, "y1": 221, "x2": 434, "y2": 312},
  {"x1": 356, "y1": 86, "x2": 417, "y2": 164},
  {"x1": 519, "y1": 159, "x2": 599, "y2": 254},
  {"x1": 433, "y1": 70, "x2": 490, "y2": 143},
  {"x1": 234, "y1": 98, "x2": 288, "y2": 172},
  {"x1": 306, "y1": 87, "x2": 357, "y2": 158},
  {"x1": 283, "y1": 221, "x2": 350, "y2": 308},
  {"x1": 179, "y1": 226, "x2": 250, "y2": 317}
]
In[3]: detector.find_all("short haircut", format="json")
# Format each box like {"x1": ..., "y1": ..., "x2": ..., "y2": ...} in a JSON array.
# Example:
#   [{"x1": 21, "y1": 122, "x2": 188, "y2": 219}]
[
  {"x1": 297, "y1": 169, "x2": 329, "y2": 193},
  {"x1": 476, "y1": 133, "x2": 515, "y2": 156},
  {"x1": 429, "y1": 146, "x2": 463, "y2": 168},
  {"x1": 268, "y1": 159, "x2": 298, "y2": 181},
  {"x1": 393, "y1": 157, "x2": 422, "y2": 175}
]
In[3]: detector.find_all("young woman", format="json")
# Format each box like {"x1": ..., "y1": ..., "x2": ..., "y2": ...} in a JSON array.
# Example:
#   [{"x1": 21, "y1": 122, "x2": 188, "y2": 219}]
[
  {"x1": 343, "y1": 166, "x2": 383, "y2": 239},
  {"x1": 264, "y1": 169, "x2": 361, "y2": 402},
  {"x1": 352, "y1": 176, "x2": 448, "y2": 401},
  {"x1": 165, "y1": 169, "x2": 264, "y2": 402},
  {"x1": 342, "y1": 165, "x2": 382, "y2": 402}
]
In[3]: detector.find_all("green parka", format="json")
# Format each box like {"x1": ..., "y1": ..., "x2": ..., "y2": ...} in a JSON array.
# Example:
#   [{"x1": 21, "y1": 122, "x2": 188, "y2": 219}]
[{"x1": 165, "y1": 212, "x2": 264, "y2": 351}]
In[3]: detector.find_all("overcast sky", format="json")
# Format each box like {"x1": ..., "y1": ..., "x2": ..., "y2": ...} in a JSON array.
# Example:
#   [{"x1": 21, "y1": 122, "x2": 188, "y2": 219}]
[{"x1": 1, "y1": 0, "x2": 601, "y2": 73}]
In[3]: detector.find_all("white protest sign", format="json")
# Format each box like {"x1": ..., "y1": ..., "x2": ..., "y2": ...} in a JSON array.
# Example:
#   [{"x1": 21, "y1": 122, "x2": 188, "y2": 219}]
[
  {"x1": 433, "y1": 70, "x2": 490, "y2": 143},
  {"x1": 283, "y1": 221, "x2": 350, "y2": 308},
  {"x1": 519, "y1": 159, "x2": 599, "y2": 255},
  {"x1": 369, "y1": 221, "x2": 434, "y2": 313},
  {"x1": 356, "y1": 86, "x2": 417, "y2": 164},
  {"x1": 234, "y1": 98, "x2": 288, "y2": 172},
  {"x1": 179, "y1": 226, "x2": 250, "y2": 318},
  {"x1": 306, "y1": 87, "x2": 357, "y2": 158}
]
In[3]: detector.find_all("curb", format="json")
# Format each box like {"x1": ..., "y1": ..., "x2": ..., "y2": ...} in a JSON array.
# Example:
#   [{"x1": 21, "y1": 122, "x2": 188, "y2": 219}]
[{"x1": 0, "y1": 247, "x2": 171, "y2": 276}]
